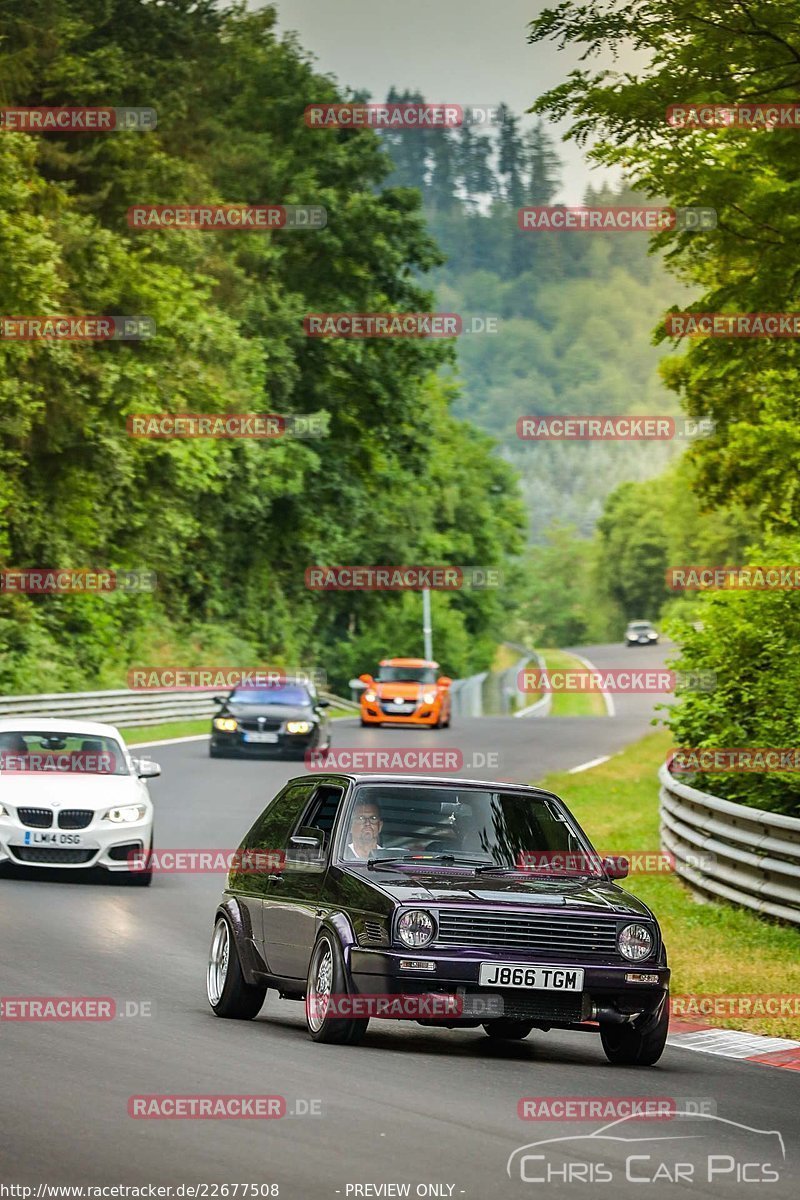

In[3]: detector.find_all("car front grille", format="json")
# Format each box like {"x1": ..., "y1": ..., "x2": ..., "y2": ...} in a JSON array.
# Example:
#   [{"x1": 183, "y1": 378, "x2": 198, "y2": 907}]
[
  {"x1": 435, "y1": 909, "x2": 621, "y2": 957},
  {"x1": 10, "y1": 846, "x2": 96, "y2": 865},
  {"x1": 238, "y1": 719, "x2": 282, "y2": 732},
  {"x1": 380, "y1": 702, "x2": 417, "y2": 714},
  {"x1": 17, "y1": 808, "x2": 54, "y2": 828},
  {"x1": 58, "y1": 809, "x2": 93, "y2": 829},
  {"x1": 478, "y1": 991, "x2": 585, "y2": 1024}
]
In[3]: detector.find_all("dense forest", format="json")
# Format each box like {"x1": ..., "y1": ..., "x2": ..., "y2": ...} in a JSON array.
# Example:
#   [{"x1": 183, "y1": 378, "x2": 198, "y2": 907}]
[
  {"x1": 0, "y1": 0, "x2": 526, "y2": 694},
  {"x1": 380, "y1": 96, "x2": 684, "y2": 538},
  {"x1": 525, "y1": 0, "x2": 800, "y2": 815}
]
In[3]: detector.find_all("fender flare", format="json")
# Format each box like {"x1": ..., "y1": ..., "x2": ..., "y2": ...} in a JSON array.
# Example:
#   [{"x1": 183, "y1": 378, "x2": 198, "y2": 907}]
[
  {"x1": 316, "y1": 911, "x2": 358, "y2": 976},
  {"x1": 216, "y1": 896, "x2": 265, "y2": 985}
]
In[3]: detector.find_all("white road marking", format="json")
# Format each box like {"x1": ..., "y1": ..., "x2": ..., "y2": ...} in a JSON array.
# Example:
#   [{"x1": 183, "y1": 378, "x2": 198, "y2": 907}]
[
  {"x1": 568, "y1": 755, "x2": 610, "y2": 774},
  {"x1": 565, "y1": 650, "x2": 616, "y2": 717},
  {"x1": 129, "y1": 734, "x2": 210, "y2": 749},
  {"x1": 668, "y1": 1028, "x2": 800, "y2": 1059}
]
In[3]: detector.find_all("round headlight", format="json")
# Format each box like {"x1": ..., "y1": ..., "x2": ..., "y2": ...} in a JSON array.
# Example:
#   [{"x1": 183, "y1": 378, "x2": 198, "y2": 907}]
[
  {"x1": 286, "y1": 721, "x2": 313, "y2": 734},
  {"x1": 618, "y1": 923, "x2": 654, "y2": 961},
  {"x1": 397, "y1": 910, "x2": 436, "y2": 948},
  {"x1": 364, "y1": 690, "x2": 377, "y2": 703},
  {"x1": 422, "y1": 691, "x2": 437, "y2": 705}
]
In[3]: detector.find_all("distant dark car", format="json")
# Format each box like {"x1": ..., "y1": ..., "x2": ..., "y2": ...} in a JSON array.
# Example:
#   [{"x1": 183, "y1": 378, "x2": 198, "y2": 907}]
[
  {"x1": 625, "y1": 620, "x2": 659, "y2": 646},
  {"x1": 206, "y1": 774, "x2": 670, "y2": 1064},
  {"x1": 209, "y1": 682, "x2": 330, "y2": 759}
]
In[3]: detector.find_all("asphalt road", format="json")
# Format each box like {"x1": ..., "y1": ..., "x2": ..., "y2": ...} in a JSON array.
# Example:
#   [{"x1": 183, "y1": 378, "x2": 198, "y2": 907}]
[{"x1": 2, "y1": 642, "x2": 798, "y2": 1198}]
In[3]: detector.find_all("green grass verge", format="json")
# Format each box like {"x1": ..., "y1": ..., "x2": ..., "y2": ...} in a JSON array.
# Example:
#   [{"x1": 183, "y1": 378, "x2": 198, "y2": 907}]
[
  {"x1": 539, "y1": 729, "x2": 800, "y2": 1038},
  {"x1": 540, "y1": 648, "x2": 606, "y2": 718},
  {"x1": 120, "y1": 719, "x2": 209, "y2": 745}
]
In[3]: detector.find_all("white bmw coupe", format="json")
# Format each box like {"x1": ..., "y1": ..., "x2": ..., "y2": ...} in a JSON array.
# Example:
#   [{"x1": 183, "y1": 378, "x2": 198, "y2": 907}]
[{"x1": 0, "y1": 717, "x2": 159, "y2": 886}]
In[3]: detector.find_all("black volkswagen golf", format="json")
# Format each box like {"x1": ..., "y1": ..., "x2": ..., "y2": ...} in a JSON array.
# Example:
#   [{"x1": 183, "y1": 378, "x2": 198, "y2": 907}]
[
  {"x1": 206, "y1": 774, "x2": 670, "y2": 1064},
  {"x1": 209, "y1": 680, "x2": 331, "y2": 759}
]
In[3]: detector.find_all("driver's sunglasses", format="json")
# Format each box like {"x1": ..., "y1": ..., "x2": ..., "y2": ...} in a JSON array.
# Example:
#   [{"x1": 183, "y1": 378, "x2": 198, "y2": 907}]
[{"x1": 353, "y1": 814, "x2": 381, "y2": 826}]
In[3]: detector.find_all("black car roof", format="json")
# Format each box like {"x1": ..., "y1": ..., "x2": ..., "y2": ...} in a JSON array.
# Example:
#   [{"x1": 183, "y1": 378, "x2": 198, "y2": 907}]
[{"x1": 285, "y1": 773, "x2": 560, "y2": 798}]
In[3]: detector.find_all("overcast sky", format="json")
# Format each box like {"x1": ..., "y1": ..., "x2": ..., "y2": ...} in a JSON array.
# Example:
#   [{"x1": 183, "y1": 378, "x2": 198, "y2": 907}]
[{"x1": 266, "y1": 0, "x2": 623, "y2": 202}]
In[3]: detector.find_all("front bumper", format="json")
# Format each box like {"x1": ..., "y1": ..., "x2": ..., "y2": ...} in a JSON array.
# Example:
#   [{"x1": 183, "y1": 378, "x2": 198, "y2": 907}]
[
  {"x1": 210, "y1": 729, "x2": 320, "y2": 756},
  {"x1": 0, "y1": 813, "x2": 153, "y2": 872},
  {"x1": 361, "y1": 702, "x2": 441, "y2": 726},
  {"x1": 347, "y1": 947, "x2": 669, "y2": 1023}
]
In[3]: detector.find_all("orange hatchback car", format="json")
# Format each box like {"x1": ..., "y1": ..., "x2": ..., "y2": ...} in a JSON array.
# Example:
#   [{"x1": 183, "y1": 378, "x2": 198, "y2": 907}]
[{"x1": 359, "y1": 658, "x2": 453, "y2": 728}]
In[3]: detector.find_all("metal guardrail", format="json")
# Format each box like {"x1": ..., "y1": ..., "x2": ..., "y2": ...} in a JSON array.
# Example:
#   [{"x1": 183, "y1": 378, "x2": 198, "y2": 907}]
[
  {"x1": 658, "y1": 762, "x2": 800, "y2": 926},
  {"x1": 0, "y1": 687, "x2": 359, "y2": 728}
]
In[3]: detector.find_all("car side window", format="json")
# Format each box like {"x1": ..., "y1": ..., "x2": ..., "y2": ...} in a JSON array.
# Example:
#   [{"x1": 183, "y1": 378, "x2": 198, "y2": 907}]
[
  {"x1": 293, "y1": 784, "x2": 346, "y2": 851},
  {"x1": 242, "y1": 782, "x2": 316, "y2": 853}
]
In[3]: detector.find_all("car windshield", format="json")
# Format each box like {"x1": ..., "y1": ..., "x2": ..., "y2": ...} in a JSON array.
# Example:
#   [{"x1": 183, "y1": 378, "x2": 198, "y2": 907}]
[
  {"x1": 340, "y1": 785, "x2": 602, "y2": 875},
  {"x1": 628, "y1": 622, "x2": 652, "y2": 631},
  {"x1": 0, "y1": 732, "x2": 129, "y2": 776},
  {"x1": 229, "y1": 685, "x2": 311, "y2": 706},
  {"x1": 377, "y1": 667, "x2": 437, "y2": 684}
]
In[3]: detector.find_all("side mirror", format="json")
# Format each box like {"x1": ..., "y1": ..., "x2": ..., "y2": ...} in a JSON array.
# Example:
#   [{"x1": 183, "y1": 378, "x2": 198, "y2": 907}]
[
  {"x1": 213, "y1": 695, "x2": 228, "y2": 706},
  {"x1": 316, "y1": 698, "x2": 330, "y2": 708},
  {"x1": 287, "y1": 827, "x2": 325, "y2": 865},
  {"x1": 136, "y1": 759, "x2": 161, "y2": 780},
  {"x1": 358, "y1": 674, "x2": 374, "y2": 686},
  {"x1": 437, "y1": 676, "x2": 453, "y2": 688},
  {"x1": 602, "y1": 855, "x2": 629, "y2": 880}
]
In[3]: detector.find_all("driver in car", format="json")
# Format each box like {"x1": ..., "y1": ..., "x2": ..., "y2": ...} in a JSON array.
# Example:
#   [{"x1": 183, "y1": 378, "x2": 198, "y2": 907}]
[{"x1": 346, "y1": 799, "x2": 383, "y2": 860}]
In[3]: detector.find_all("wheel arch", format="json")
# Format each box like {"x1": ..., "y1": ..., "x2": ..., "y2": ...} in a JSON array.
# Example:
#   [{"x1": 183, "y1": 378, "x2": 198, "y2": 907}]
[{"x1": 216, "y1": 896, "x2": 265, "y2": 985}]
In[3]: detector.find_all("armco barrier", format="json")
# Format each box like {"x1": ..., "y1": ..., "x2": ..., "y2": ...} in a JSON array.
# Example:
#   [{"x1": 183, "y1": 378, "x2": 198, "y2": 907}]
[
  {"x1": 0, "y1": 686, "x2": 358, "y2": 728},
  {"x1": 658, "y1": 761, "x2": 800, "y2": 926}
]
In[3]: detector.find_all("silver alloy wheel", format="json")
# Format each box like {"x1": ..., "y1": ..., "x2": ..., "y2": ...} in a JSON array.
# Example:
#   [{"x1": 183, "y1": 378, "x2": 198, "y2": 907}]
[
  {"x1": 207, "y1": 917, "x2": 230, "y2": 1007},
  {"x1": 306, "y1": 939, "x2": 334, "y2": 1033}
]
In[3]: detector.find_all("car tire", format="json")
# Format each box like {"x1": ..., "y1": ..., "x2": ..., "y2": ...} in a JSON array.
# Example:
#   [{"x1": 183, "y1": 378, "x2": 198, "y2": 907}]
[
  {"x1": 207, "y1": 914, "x2": 266, "y2": 1020},
  {"x1": 600, "y1": 998, "x2": 669, "y2": 1066},
  {"x1": 305, "y1": 930, "x2": 369, "y2": 1045},
  {"x1": 482, "y1": 1019, "x2": 534, "y2": 1040}
]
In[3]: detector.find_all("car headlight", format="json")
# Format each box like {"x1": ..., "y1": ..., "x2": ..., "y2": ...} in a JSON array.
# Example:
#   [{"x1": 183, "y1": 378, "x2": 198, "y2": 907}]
[
  {"x1": 397, "y1": 910, "x2": 436, "y2": 948},
  {"x1": 286, "y1": 721, "x2": 313, "y2": 734},
  {"x1": 103, "y1": 805, "x2": 147, "y2": 824},
  {"x1": 422, "y1": 691, "x2": 437, "y2": 705},
  {"x1": 618, "y1": 923, "x2": 654, "y2": 961},
  {"x1": 213, "y1": 717, "x2": 238, "y2": 732},
  {"x1": 648, "y1": 632, "x2": 658, "y2": 639},
  {"x1": 364, "y1": 690, "x2": 377, "y2": 703}
]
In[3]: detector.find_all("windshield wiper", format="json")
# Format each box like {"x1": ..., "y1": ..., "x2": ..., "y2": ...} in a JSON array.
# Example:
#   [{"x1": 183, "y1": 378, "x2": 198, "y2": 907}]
[
  {"x1": 368, "y1": 853, "x2": 491, "y2": 871},
  {"x1": 474, "y1": 864, "x2": 595, "y2": 878}
]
